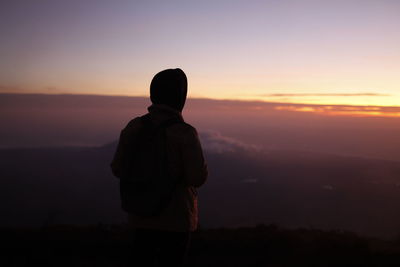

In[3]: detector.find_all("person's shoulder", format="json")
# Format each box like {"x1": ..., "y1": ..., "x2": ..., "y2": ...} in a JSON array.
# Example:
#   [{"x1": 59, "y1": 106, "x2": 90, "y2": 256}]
[
  {"x1": 121, "y1": 116, "x2": 143, "y2": 135},
  {"x1": 126, "y1": 116, "x2": 142, "y2": 128}
]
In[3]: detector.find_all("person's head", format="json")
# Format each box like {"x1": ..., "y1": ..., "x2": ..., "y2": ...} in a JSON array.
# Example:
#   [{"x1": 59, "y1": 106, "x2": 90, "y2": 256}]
[{"x1": 150, "y1": 68, "x2": 187, "y2": 112}]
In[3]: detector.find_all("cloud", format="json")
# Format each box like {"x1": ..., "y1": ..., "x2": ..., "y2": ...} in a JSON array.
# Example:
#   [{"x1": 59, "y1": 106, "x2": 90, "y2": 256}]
[
  {"x1": 275, "y1": 105, "x2": 400, "y2": 117},
  {"x1": 261, "y1": 93, "x2": 390, "y2": 97},
  {"x1": 199, "y1": 130, "x2": 261, "y2": 154}
]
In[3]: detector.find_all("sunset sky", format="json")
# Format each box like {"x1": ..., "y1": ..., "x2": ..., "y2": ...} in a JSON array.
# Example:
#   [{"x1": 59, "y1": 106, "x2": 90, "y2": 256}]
[
  {"x1": 1, "y1": 0, "x2": 399, "y2": 107},
  {"x1": 2, "y1": 1, "x2": 400, "y2": 240}
]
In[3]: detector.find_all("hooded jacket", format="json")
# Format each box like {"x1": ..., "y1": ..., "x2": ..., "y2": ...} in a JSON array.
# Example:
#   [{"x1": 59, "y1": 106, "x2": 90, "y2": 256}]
[{"x1": 111, "y1": 69, "x2": 208, "y2": 232}]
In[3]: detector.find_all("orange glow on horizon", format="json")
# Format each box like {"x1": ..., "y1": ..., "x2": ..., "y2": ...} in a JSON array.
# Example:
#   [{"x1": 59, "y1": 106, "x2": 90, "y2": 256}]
[{"x1": 275, "y1": 105, "x2": 400, "y2": 118}]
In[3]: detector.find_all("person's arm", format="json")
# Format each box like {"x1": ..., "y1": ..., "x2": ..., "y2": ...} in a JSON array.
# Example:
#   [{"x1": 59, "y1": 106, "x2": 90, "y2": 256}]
[
  {"x1": 110, "y1": 129, "x2": 127, "y2": 179},
  {"x1": 181, "y1": 127, "x2": 208, "y2": 187}
]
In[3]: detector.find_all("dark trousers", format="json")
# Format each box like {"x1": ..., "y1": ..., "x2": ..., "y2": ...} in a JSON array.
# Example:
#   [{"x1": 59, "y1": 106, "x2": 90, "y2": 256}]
[{"x1": 130, "y1": 228, "x2": 191, "y2": 267}]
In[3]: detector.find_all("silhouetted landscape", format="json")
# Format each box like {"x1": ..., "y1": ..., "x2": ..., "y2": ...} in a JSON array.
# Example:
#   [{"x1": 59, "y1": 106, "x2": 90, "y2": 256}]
[
  {"x1": 1, "y1": 94, "x2": 400, "y2": 265},
  {"x1": 3, "y1": 0, "x2": 400, "y2": 265},
  {"x1": 3, "y1": 224, "x2": 400, "y2": 266},
  {"x1": 1, "y1": 140, "x2": 400, "y2": 238}
]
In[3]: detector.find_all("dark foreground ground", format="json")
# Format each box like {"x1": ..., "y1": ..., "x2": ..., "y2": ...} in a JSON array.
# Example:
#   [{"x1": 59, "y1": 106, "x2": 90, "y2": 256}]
[{"x1": 2, "y1": 224, "x2": 400, "y2": 266}]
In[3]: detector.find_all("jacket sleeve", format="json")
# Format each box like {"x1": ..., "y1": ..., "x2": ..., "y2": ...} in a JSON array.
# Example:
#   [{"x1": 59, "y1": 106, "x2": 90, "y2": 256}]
[
  {"x1": 181, "y1": 127, "x2": 208, "y2": 187},
  {"x1": 110, "y1": 129, "x2": 126, "y2": 179}
]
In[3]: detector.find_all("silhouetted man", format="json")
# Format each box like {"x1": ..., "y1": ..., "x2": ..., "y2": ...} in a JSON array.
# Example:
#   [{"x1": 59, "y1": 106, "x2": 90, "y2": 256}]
[{"x1": 111, "y1": 68, "x2": 208, "y2": 266}]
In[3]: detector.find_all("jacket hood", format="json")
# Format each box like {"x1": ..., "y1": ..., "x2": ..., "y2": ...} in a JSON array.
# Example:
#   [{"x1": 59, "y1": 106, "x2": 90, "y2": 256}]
[{"x1": 150, "y1": 68, "x2": 187, "y2": 112}]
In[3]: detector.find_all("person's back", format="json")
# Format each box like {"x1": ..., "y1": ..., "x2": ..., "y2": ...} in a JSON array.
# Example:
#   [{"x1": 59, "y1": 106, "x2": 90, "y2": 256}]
[{"x1": 111, "y1": 68, "x2": 208, "y2": 266}]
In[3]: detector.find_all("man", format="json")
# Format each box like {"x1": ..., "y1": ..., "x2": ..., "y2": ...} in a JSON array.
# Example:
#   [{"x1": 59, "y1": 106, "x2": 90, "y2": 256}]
[{"x1": 111, "y1": 68, "x2": 208, "y2": 266}]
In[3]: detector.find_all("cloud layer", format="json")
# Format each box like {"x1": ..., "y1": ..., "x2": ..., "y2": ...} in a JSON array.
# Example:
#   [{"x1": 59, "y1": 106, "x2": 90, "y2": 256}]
[
  {"x1": 275, "y1": 105, "x2": 400, "y2": 117},
  {"x1": 261, "y1": 93, "x2": 390, "y2": 97},
  {"x1": 199, "y1": 130, "x2": 260, "y2": 154}
]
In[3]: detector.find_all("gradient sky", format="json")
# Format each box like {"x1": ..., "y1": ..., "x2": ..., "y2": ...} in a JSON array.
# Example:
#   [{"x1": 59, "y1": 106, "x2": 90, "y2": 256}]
[{"x1": 1, "y1": 0, "x2": 400, "y2": 106}]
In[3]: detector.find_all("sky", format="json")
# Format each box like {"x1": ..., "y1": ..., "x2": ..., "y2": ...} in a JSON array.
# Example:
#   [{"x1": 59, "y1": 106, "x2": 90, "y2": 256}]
[{"x1": 1, "y1": 0, "x2": 400, "y2": 106}]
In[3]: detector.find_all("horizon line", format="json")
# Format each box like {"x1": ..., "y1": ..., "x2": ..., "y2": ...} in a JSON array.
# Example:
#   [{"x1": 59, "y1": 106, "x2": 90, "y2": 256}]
[{"x1": 1, "y1": 91, "x2": 400, "y2": 109}]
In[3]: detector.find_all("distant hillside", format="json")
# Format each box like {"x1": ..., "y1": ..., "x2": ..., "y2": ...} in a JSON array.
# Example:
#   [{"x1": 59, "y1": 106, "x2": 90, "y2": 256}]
[{"x1": 1, "y1": 140, "x2": 400, "y2": 238}]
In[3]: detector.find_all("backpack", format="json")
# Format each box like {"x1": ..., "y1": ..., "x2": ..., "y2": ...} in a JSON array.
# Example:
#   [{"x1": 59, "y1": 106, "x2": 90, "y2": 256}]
[{"x1": 119, "y1": 114, "x2": 183, "y2": 217}]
